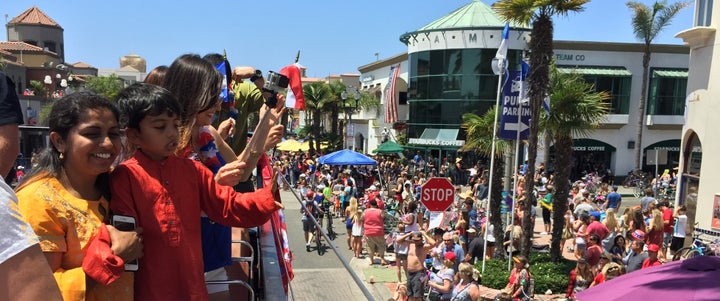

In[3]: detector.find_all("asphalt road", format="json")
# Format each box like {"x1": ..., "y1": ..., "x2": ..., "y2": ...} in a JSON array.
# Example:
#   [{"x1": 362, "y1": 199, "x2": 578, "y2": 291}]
[{"x1": 281, "y1": 189, "x2": 392, "y2": 301}]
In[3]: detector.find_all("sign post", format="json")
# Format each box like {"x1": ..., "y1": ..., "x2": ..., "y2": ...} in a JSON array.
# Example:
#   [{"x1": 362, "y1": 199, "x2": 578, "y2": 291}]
[{"x1": 420, "y1": 177, "x2": 455, "y2": 212}]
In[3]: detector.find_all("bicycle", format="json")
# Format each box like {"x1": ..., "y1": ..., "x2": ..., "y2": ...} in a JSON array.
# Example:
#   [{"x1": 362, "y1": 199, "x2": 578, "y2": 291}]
[
  {"x1": 672, "y1": 231, "x2": 719, "y2": 261},
  {"x1": 632, "y1": 180, "x2": 644, "y2": 198},
  {"x1": 315, "y1": 224, "x2": 324, "y2": 255},
  {"x1": 325, "y1": 204, "x2": 336, "y2": 241}
]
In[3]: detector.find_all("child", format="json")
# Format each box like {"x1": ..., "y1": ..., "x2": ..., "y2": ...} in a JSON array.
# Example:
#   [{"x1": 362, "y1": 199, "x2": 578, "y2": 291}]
[
  {"x1": 110, "y1": 83, "x2": 282, "y2": 300},
  {"x1": 393, "y1": 223, "x2": 409, "y2": 283}
]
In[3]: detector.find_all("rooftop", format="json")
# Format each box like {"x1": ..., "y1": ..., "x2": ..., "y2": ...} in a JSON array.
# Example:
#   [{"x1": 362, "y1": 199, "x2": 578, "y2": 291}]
[{"x1": 8, "y1": 6, "x2": 61, "y2": 28}]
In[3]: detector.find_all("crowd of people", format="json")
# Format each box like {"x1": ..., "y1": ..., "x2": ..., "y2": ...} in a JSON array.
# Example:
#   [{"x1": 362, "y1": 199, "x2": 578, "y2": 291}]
[{"x1": 0, "y1": 53, "x2": 288, "y2": 301}]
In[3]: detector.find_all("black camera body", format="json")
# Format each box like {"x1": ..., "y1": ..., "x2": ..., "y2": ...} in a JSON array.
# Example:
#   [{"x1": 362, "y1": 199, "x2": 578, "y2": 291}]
[{"x1": 261, "y1": 71, "x2": 289, "y2": 107}]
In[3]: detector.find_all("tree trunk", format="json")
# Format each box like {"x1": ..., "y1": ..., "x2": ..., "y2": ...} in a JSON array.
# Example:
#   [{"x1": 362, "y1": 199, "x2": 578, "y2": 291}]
[
  {"x1": 311, "y1": 111, "x2": 322, "y2": 156},
  {"x1": 522, "y1": 14, "x2": 553, "y2": 260},
  {"x1": 633, "y1": 45, "x2": 652, "y2": 171},
  {"x1": 490, "y1": 154, "x2": 506, "y2": 259},
  {"x1": 550, "y1": 135, "x2": 572, "y2": 261}
]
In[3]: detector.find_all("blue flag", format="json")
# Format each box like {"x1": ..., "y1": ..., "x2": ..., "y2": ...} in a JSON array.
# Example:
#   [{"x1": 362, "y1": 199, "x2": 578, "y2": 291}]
[
  {"x1": 494, "y1": 22, "x2": 510, "y2": 71},
  {"x1": 215, "y1": 61, "x2": 233, "y2": 104}
]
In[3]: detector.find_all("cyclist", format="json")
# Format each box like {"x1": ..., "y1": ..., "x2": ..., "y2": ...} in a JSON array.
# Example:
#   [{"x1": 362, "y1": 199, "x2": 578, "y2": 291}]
[{"x1": 302, "y1": 190, "x2": 324, "y2": 252}]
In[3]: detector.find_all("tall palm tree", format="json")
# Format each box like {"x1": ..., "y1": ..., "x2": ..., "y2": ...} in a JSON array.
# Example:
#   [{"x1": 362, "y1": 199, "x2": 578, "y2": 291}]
[
  {"x1": 461, "y1": 108, "x2": 511, "y2": 259},
  {"x1": 302, "y1": 82, "x2": 331, "y2": 155},
  {"x1": 627, "y1": 0, "x2": 690, "y2": 171},
  {"x1": 542, "y1": 63, "x2": 609, "y2": 261},
  {"x1": 494, "y1": 0, "x2": 589, "y2": 259}
]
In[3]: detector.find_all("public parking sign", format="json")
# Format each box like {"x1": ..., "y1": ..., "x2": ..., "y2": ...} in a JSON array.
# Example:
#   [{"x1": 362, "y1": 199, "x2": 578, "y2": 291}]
[
  {"x1": 420, "y1": 177, "x2": 455, "y2": 212},
  {"x1": 499, "y1": 70, "x2": 531, "y2": 140}
]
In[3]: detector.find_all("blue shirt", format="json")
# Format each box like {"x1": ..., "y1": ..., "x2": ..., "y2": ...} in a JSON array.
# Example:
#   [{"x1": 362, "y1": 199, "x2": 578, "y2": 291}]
[{"x1": 606, "y1": 191, "x2": 622, "y2": 209}]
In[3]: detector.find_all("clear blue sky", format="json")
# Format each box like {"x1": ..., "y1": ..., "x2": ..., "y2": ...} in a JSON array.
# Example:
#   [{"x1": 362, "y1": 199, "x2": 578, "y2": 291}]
[{"x1": 4, "y1": 0, "x2": 695, "y2": 78}]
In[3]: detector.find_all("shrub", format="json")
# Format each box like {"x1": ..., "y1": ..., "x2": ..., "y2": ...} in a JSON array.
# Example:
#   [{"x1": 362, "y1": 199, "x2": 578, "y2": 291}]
[{"x1": 476, "y1": 253, "x2": 575, "y2": 294}]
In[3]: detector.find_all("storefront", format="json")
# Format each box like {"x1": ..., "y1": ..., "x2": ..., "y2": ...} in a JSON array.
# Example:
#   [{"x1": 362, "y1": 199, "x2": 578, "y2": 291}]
[
  {"x1": 642, "y1": 139, "x2": 681, "y2": 175},
  {"x1": 550, "y1": 138, "x2": 616, "y2": 181}
]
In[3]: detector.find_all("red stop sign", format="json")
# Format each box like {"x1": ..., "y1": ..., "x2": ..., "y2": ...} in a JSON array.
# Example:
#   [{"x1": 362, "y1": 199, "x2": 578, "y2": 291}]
[{"x1": 420, "y1": 177, "x2": 455, "y2": 212}]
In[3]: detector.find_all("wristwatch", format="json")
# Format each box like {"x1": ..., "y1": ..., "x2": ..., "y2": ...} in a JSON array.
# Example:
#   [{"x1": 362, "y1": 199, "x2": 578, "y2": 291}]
[{"x1": 250, "y1": 70, "x2": 263, "y2": 82}]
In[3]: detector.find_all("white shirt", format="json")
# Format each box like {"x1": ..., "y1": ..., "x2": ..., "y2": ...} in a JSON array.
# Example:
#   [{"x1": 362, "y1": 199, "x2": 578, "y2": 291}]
[{"x1": 0, "y1": 181, "x2": 39, "y2": 264}]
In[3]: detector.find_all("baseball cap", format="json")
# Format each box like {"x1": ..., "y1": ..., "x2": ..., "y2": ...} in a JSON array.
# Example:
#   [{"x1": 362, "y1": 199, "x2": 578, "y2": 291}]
[
  {"x1": 467, "y1": 228, "x2": 478, "y2": 234},
  {"x1": 444, "y1": 251, "x2": 457, "y2": 262},
  {"x1": 647, "y1": 244, "x2": 660, "y2": 253},
  {"x1": 411, "y1": 231, "x2": 423, "y2": 242},
  {"x1": 590, "y1": 211, "x2": 601, "y2": 220},
  {"x1": 631, "y1": 229, "x2": 646, "y2": 241}
]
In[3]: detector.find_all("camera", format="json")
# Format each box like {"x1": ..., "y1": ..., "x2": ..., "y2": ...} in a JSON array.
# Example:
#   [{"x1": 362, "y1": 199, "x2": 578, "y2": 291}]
[{"x1": 262, "y1": 71, "x2": 289, "y2": 107}]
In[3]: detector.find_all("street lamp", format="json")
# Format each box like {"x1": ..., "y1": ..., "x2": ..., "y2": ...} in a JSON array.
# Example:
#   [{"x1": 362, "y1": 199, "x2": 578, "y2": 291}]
[
  {"x1": 341, "y1": 91, "x2": 359, "y2": 150},
  {"x1": 44, "y1": 73, "x2": 69, "y2": 99}
]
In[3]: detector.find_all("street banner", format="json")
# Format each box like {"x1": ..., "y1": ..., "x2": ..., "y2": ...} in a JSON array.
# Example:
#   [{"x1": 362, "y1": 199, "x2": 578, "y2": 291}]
[{"x1": 499, "y1": 70, "x2": 531, "y2": 140}]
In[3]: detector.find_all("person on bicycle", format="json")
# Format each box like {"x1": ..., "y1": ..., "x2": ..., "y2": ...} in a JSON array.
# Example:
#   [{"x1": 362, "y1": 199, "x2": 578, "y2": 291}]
[{"x1": 302, "y1": 190, "x2": 324, "y2": 252}]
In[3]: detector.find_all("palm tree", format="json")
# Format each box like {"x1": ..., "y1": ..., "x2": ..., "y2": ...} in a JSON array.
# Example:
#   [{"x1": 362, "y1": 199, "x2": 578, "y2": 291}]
[
  {"x1": 494, "y1": 0, "x2": 589, "y2": 259},
  {"x1": 627, "y1": 0, "x2": 690, "y2": 171},
  {"x1": 542, "y1": 63, "x2": 609, "y2": 261},
  {"x1": 302, "y1": 82, "x2": 331, "y2": 155},
  {"x1": 461, "y1": 108, "x2": 511, "y2": 259}
]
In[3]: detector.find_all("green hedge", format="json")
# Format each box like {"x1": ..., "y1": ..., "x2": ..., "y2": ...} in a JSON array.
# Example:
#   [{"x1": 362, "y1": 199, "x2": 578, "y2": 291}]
[{"x1": 476, "y1": 253, "x2": 575, "y2": 294}]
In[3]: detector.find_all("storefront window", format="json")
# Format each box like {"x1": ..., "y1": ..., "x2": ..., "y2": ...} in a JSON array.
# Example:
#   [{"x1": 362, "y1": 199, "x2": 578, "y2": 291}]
[{"x1": 648, "y1": 69, "x2": 688, "y2": 115}]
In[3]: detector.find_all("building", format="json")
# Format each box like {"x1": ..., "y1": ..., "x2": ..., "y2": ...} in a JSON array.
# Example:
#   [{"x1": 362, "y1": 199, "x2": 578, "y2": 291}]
[
  {"x1": 359, "y1": 0, "x2": 689, "y2": 180},
  {"x1": 677, "y1": 0, "x2": 717, "y2": 235}
]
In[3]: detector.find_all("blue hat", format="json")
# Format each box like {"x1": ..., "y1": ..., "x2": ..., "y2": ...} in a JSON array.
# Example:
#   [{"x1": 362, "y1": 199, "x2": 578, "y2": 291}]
[{"x1": 590, "y1": 211, "x2": 601, "y2": 219}]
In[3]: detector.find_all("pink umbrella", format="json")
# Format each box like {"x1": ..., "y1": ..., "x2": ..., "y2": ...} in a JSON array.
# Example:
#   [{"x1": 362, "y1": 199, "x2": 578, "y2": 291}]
[{"x1": 576, "y1": 256, "x2": 720, "y2": 300}]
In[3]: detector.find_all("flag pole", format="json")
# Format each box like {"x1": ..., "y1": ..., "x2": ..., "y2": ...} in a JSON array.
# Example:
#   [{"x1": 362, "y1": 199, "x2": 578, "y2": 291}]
[{"x1": 481, "y1": 61, "x2": 504, "y2": 273}]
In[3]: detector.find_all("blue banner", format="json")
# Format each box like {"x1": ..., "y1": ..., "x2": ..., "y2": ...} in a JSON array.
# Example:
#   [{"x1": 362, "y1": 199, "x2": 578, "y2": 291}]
[{"x1": 499, "y1": 70, "x2": 531, "y2": 140}]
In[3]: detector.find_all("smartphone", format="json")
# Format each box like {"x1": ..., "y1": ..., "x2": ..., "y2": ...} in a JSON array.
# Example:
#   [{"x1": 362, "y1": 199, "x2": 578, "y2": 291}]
[{"x1": 111, "y1": 215, "x2": 139, "y2": 271}]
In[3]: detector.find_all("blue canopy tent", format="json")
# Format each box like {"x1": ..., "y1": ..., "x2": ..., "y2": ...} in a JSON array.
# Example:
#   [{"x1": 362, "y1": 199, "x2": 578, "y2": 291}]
[
  {"x1": 318, "y1": 149, "x2": 384, "y2": 191},
  {"x1": 318, "y1": 149, "x2": 377, "y2": 166}
]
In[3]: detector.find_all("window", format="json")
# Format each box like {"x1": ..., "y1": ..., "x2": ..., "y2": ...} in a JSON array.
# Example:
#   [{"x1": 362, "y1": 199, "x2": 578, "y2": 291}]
[
  {"x1": 44, "y1": 41, "x2": 57, "y2": 53},
  {"x1": 583, "y1": 75, "x2": 631, "y2": 114},
  {"x1": 696, "y1": 0, "x2": 713, "y2": 27},
  {"x1": 647, "y1": 69, "x2": 688, "y2": 116}
]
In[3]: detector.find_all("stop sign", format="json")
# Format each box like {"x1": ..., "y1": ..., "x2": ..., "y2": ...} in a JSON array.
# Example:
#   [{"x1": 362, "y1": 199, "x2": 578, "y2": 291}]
[{"x1": 420, "y1": 177, "x2": 455, "y2": 212}]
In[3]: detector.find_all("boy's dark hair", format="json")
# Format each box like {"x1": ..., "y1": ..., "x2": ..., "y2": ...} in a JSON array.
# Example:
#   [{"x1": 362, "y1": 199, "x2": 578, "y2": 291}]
[{"x1": 117, "y1": 83, "x2": 181, "y2": 129}]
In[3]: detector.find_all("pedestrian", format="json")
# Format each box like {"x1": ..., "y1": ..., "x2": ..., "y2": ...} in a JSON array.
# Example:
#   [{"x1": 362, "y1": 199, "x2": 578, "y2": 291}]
[
  {"x1": 670, "y1": 206, "x2": 687, "y2": 258},
  {"x1": 427, "y1": 251, "x2": 455, "y2": 301},
  {"x1": 451, "y1": 262, "x2": 481, "y2": 301},
  {"x1": 16, "y1": 92, "x2": 142, "y2": 300},
  {"x1": 642, "y1": 243, "x2": 663, "y2": 269},
  {"x1": 623, "y1": 239, "x2": 648, "y2": 273},
  {"x1": 603, "y1": 185, "x2": 622, "y2": 211},
  {"x1": 464, "y1": 227, "x2": 484, "y2": 265},
  {"x1": 396, "y1": 231, "x2": 436, "y2": 301},
  {"x1": 110, "y1": 83, "x2": 282, "y2": 300},
  {"x1": 392, "y1": 223, "x2": 409, "y2": 283},
  {"x1": 0, "y1": 71, "x2": 62, "y2": 301},
  {"x1": 363, "y1": 200, "x2": 388, "y2": 266}
]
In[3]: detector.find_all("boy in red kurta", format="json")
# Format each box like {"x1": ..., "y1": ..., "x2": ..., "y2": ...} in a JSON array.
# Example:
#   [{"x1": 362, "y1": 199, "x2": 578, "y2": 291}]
[{"x1": 110, "y1": 84, "x2": 281, "y2": 300}]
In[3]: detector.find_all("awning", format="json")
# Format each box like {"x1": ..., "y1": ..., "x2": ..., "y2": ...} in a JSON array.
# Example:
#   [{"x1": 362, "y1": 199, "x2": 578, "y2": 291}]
[
  {"x1": 644, "y1": 139, "x2": 681, "y2": 152},
  {"x1": 408, "y1": 128, "x2": 464, "y2": 147},
  {"x1": 558, "y1": 66, "x2": 632, "y2": 77},
  {"x1": 653, "y1": 69, "x2": 688, "y2": 78}
]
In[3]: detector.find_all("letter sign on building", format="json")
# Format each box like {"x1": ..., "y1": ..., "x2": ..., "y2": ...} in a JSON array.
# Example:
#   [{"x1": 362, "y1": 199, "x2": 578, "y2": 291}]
[{"x1": 420, "y1": 177, "x2": 455, "y2": 212}]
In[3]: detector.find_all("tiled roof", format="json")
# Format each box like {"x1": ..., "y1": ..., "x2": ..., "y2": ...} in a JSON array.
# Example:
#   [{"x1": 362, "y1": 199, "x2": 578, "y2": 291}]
[
  {"x1": 0, "y1": 41, "x2": 47, "y2": 53},
  {"x1": 9, "y1": 6, "x2": 61, "y2": 28},
  {"x1": 71, "y1": 61, "x2": 95, "y2": 68}
]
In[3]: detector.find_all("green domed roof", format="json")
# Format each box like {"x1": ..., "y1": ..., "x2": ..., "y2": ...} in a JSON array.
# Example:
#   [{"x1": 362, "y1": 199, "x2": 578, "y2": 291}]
[{"x1": 420, "y1": 0, "x2": 506, "y2": 30}]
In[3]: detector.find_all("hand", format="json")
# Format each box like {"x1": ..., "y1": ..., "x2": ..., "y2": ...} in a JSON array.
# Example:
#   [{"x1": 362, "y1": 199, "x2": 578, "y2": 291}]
[
  {"x1": 215, "y1": 160, "x2": 248, "y2": 186},
  {"x1": 106, "y1": 225, "x2": 143, "y2": 262},
  {"x1": 264, "y1": 125, "x2": 285, "y2": 152},
  {"x1": 217, "y1": 118, "x2": 236, "y2": 140},
  {"x1": 270, "y1": 169, "x2": 285, "y2": 210},
  {"x1": 259, "y1": 94, "x2": 286, "y2": 126}
]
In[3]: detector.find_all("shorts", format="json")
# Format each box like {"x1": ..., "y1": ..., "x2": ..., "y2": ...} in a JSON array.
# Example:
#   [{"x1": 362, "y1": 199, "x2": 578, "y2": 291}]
[
  {"x1": 302, "y1": 219, "x2": 315, "y2": 233},
  {"x1": 663, "y1": 232, "x2": 672, "y2": 247},
  {"x1": 406, "y1": 270, "x2": 426, "y2": 298},
  {"x1": 396, "y1": 253, "x2": 408, "y2": 261},
  {"x1": 365, "y1": 235, "x2": 386, "y2": 257},
  {"x1": 670, "y1": 236, "x2": 685, "y2": 252}
]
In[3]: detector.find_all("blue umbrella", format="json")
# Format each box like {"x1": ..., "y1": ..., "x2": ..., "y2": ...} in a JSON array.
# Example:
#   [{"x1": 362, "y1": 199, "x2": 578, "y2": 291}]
[{"x1": 318, "y1": 149, "x2": 377, "y2": 166}]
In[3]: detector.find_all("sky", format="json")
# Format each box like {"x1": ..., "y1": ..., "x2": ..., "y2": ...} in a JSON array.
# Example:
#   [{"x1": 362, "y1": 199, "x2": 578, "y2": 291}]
[{"x1": 4, "y1": 0, "x2": 695, "y2": 78}]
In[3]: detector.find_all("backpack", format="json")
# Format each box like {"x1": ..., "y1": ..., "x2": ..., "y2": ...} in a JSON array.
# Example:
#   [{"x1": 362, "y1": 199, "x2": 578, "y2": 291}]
[{"x1": 520, "y1": 274, "x2": 535, "y2": 301}]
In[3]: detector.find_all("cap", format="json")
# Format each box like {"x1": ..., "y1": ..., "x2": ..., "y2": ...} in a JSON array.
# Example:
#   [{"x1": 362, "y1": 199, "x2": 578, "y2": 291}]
[
  {"x1": 317, "y1": 184, "x2": 325, "y2": 190},
  {"x1": 444, "y1": 251, "x2": 457, "y2": 262},
  {"x1": 299, "y1": 173, "x2": 307, "y2": 178},
  {"x1": 455, "y1": 158, "x2": 462, "y2": 163},
  {"x1": 467, "y1": 228, "x2": 478, "y2": 234},
  {"x1": 590, "y1": 211, "x2": 601, "y2": 219},
  {"x1": 369, "y1": 185, "x2": 377, "y2": 191},
  {"x1": 647, "y1": 244, "x2": 660, "y2": 253},
  {"x1": 631, "y1": 229, "x2": 646, "y2": 241}
]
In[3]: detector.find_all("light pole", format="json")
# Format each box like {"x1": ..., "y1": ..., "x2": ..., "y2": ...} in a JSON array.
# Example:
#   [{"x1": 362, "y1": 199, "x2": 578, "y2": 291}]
[
  {"x1": 341, "y1": 91, "x2": 348, "y2": 149},
  {"x1": 341, "y1": 91, "x2": 359, "y2": 150},
  {"x1": 44, "y1": 73, "x2": 68, "y2": 99}
]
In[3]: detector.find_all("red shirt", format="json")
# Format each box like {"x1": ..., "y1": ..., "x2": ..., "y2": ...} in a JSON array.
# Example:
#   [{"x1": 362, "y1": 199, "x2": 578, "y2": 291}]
[
  {"x1": 662, "y1": 207, "x2": 674, "y2": 233},
  {"x1": 585, "y1": 244, "x2": 603, "y2": 266},
  {"x1": 586, "y1": 221, "x2": 610, "y2": 240},
  {"x1": 363, "y1": 208, "x2": 384, "y2": 236},
  {"x1": 642, "y1": 258, "x2": 662, "y2": 269},
  {"x1": 110, "y1": 151, "x2": 279, "y2": 301}
]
